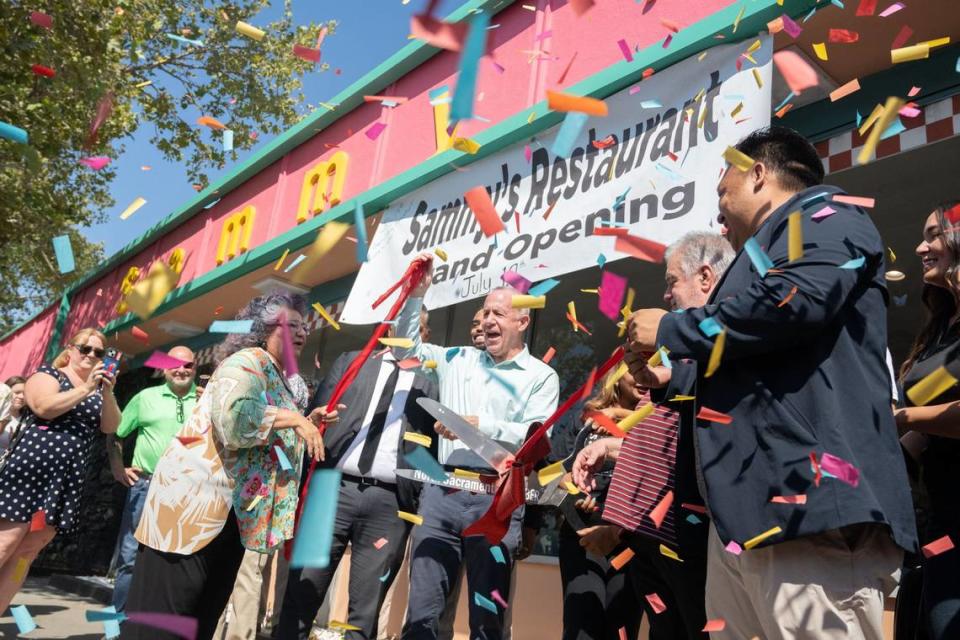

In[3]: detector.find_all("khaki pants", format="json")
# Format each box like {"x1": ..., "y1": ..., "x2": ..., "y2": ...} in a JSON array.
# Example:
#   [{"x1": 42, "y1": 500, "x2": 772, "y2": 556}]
[
  {"x1": 705, "y1": 523, "x2": 902, "y2": 639},
  {"x1": 215, "y1": 548, "x2": 289, "y2": 640}
]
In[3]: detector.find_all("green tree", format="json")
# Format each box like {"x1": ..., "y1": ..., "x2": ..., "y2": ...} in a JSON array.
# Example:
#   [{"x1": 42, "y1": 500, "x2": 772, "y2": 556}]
[{"x1": 0, "y1": 1, "x2": 335, "y2": 335}]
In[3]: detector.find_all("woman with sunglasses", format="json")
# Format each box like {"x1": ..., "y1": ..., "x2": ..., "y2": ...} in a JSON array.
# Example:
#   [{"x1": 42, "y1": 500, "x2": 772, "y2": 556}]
[
  {"x1": 121, "y1": 291, "x2": 340, "y2": 640},
  {"x1": 0, "y1": 327, "x2": 121, "y2": 611}
]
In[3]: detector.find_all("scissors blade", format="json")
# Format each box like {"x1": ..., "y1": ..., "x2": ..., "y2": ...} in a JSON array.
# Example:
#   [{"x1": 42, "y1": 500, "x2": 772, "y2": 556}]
[{"x1": 416, "y1": 398, "x2": 515, "y2": 472}]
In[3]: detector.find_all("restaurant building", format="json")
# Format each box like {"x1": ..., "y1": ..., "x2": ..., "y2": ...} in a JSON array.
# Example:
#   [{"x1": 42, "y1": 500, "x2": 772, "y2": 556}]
[{"x1": 2, "y1": 0, "x2": 959, "y2": 637}]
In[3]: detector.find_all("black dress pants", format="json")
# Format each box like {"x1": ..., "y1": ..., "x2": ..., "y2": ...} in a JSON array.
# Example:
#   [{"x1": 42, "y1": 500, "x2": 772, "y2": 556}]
[{"x1": 120, "y1": 512, "x2": 246, "y2": 640}]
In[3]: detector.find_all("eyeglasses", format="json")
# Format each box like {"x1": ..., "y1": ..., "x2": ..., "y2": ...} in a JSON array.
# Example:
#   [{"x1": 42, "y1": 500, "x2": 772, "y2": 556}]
[
  {"x1": 74, "y1": 344, "x2": 106, "y2": 359},
  {"x1": 270, "y1": 321, "x2": 309, "y2": 334}
]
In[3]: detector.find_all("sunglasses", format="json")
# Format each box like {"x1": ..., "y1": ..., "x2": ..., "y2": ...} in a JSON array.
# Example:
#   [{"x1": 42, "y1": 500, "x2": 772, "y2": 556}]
[{"x1": 74, "y1": 344, "x2": 106, "y2": 359}]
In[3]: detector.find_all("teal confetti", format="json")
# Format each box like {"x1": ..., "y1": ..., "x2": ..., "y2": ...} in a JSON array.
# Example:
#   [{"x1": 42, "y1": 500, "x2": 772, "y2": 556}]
[
  {"x1": 87, "y1": 607, "x2": 124, "y2": 638},
  {"x1": 209, "y1": 320, "x2": 254, "y2": 333},
  {"x1": 839, "y1": 256, "x2": 865, "y2": 270},
  {"x1": 284, "y1": 254, "x2": 307, "y2": 273},
  {"x1": 379, "y1": 569, "x2": 391, "y2": 582},
  {"x1": 52, "y1": 235, "x2": 75, "y2": 274},
  {"x1": 11, "y1": 605, "x2": 37, "y2": 635},
  {"x1": 597, "y1": 253, "x2": 607, "y2": 268},
  {"x1": 166, "y1": 33, "x2": 204, "y2": 47},
  {"x1": 490, "y1": 546, "x2": 506, "y2": 564},
  {"x1": 0, "y1": 120, "x2": 28, "y2": 144},
  {"x1": 743, "y1": 237, "x2": 774, "y2": 277},
  {"x1": 354, "y1": 201, "x2": 369, "y2": 262},
  {"x1": 774, "y1": 91, "x2": 796, "y2": 112},
  {"x1": 290, "y1": 469, "x2": 341, "y2": 568},
  {"x1": 445, "y1": 347, "x2": 462, "y2": 361},
  {"x1": 275, "y1": 446, "x2": 293, "y2": 471},
  {"x1": 404, "y1": 446, "x2": 448, "y2": 483},
  {"x1": 450, "y1": 12, "x2": 490, "y2": 121},
  {"x1": 698, "y1": 317, "x2": 723, "y2": 338},
  {"x1": 474, "y1": 592, "x2": 499, "y2": 614},
  {"x1": 686, "y1": 514, "x2": 702, "y2": 525},
  {"x1": 880, "y1": 118, "x2": 905, "y2": 140},
  {"x1": 528, "y1": 278, "x2": 560, "y2": 296},
  {"x1": 552, "y1": 112, "x2": 589, "y2": 158}
]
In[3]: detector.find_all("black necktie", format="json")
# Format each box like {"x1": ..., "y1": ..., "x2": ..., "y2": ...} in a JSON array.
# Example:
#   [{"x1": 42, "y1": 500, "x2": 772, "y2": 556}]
[{"x1": 357, "y1": 363, "x2": 400, "y2": 475}]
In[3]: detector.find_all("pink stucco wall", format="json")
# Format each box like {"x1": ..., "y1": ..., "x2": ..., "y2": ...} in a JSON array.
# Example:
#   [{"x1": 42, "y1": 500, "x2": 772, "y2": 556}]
[
  {"x1": 3, "y1": 0, "x2": 734, "y2": 359},
  {"x1": 0, "y1": 304, "x2": 61, "y2": 380}
]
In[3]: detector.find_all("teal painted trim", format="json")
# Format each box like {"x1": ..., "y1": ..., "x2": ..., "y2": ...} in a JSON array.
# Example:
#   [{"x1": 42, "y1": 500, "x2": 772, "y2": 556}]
[
  {"x1": 784, "y1": 43, "x2": 960, "y2": 142},
  {"x1": 98, "y1": 0, "x2": 816, "y2": 337},
  {"x1": 43, "y1": 294, "x2": 73, "y2": 363}
]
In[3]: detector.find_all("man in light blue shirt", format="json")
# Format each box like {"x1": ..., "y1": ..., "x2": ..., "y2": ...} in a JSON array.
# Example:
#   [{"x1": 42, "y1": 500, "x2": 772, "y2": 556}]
[{"x1": 396, "y1": 255, "x2": 559, "y2": 640}]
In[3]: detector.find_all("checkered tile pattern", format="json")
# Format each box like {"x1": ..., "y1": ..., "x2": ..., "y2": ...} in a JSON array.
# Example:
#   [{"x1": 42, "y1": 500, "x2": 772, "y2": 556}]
[{"x1": 815, "y1": 95, "x2": 960, "y2": 174}]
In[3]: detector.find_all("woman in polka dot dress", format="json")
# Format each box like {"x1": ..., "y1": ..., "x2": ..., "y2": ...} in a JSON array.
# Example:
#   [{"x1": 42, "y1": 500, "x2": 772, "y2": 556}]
[{"x1": 0, "y1": 327, "x2": 121, "y2": 611}]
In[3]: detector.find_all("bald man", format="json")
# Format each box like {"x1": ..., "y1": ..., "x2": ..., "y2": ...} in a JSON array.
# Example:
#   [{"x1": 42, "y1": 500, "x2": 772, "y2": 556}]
[{"x1": 107, "y1": 345, "x2": 198, "y2": 614}]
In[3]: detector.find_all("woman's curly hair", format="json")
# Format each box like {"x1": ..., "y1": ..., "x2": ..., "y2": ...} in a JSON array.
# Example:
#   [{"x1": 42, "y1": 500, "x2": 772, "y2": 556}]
[{"x1": 214, "y1": 290, "x2": 308, "y2": 365}]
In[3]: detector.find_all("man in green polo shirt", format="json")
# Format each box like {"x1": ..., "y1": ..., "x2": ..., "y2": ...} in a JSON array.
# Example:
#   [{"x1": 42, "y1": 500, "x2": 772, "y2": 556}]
[{"x1": 107, "y1": 345, "x2": 197, "y2": 613}]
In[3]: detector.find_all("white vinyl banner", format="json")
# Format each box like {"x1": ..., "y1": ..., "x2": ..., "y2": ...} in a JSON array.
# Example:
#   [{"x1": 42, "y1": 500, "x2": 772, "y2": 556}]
[{"x1": 341, "y1": 38, "x2": 772, "y2": 324}]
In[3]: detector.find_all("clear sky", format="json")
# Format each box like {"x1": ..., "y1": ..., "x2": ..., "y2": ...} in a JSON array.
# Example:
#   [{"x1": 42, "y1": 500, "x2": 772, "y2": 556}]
[{"x1": 83, "y1": 0, "x2": 465, "y2": 258}]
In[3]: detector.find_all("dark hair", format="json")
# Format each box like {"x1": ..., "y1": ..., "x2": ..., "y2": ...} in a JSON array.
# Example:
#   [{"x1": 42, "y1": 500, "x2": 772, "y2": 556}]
[
  {"x1": 901, "y1": 200, "x2": 960, "y2": 379},
  {"x1": 214, "y1": 290, "x2": 308, "y2": 364},
  {"x1": 4, "y1": 376, "x2": 26, "y2": 387},
  {"x1": 734, "y1": 126, "x2": 824, "y2": 192}
]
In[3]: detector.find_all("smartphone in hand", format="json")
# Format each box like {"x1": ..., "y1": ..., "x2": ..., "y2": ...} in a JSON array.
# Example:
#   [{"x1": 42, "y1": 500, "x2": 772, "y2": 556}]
[{"x1": 101, "y1": 348, "x2": 122, "y2": 389}]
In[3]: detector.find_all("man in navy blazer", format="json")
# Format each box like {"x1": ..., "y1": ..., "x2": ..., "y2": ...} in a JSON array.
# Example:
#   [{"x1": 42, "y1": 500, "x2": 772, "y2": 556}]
[{"x1": 625, "y1": 126, "x2": 917, "y2": 639}]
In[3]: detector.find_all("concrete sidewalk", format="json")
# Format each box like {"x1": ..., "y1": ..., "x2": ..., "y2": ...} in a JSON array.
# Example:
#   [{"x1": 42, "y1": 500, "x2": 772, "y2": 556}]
[{"x1": 1, "y1": 576, "x2": 107, "y2": 639}]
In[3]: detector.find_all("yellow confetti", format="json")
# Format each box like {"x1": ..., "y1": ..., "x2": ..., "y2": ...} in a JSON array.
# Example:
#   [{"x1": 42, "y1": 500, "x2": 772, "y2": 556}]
[
  {"x1": 906, "y1": 366, "x2": 959, "y2": 406},
  {"x1": 537, "y1": 460, "x2": 565, "y2": 486},
  {"x1": 857, "y1": 97, "x2": 905, "y2": 166},
  {"x1": 512, "y1": 295, "x2": 546, "y2": 309},
  {"x1": 580, "y1": 288, "x2": 598, "y2": 294},
  {"x1": 604, "y1": 362, "x2": 629, "y2": 390},
  {"x1": 705, "y1": 328, "x2": 726, "y2": 378},
  {"x1": 752, "y1": 68, "x2": 763, "y2": 89},
  {"x1": 730, "y1": 102, "x2": 744, "y2": 118},
  {"x1": 134, "y1": 80, "x2": 153, "y2": 88},
  {"x1": 891, "y1": 44, "x2": 930, "y2": 65},
  {"x1": 567, "y1": 301, "x2": 578, "y2": 331},
  {"x1": 246, "y1": 494, "x2": 263, "y2": 511},
  {"x1": 659, "y1": 544, "x2": 684, "y2": 562},
  {"x1": 453, "y1": 468, "x2": 481, "y2": 480},
  {"x1": 329, "y1": 621, "x2": 362, "y2": 632},
  {"x1": 744, "y1": 525, "x2": 783, "y2": 549},
  {"x1": 11, "y1": 557, "x2": 28, "y2": 583},
  {"x1": 120, "y1": 197, "x2": 147, "y2": 220},
  {"x1": 693, "y1": 88, "x2": 706, "y2": 103},
  {"x1": 563, "y1": 481, "x2": 581, "y2": 495},
  {"x1": 423, "y1": 360, "x2": 438, "y2": 369},
  {"x1": 858, "y1": 104, "x2": 885, "y2": 136},
  {"x1": 235, "y1": 20, "x2": 265, "y2": 41},
  {"x1": 888, "y1": 247, "x2": 896, "y2": 263},
  {"x1": 697, "y1": 51, "x2": 708, "y2": 61},
  {"x1": 618, "y1": 288, "x2": 635, "y2": 338},
  {"x1": 312, "y1": 221, "x2": 350, "y2": 256},
  {"x1": 379, "y1": 337, "x2": 414, "y2": 348},
  {"x1": 617, "y1": 403, "x2": 655, "y2": 433},
  {"x1": 788, "y1": 212, "x2": 803, "y2": 262},
  {"x1": 723, "y1": 146, "x2": 755, "y2": 172},
  {"x1": 669, "y1": 395, "x2": 696, "y2": 402},
  {"x1": 318, "y1": 101, "x2": 338, "y2": 111},
  {"x1": 527, "y1": 111, "x2": 537, "y2": 124},
  {"x1": 274, "y1": 248, "x2": 290, "y2": 271},
  {"x1": 452, "y1": 137, "x2": 481, "y2": 154},
  {"x1": 745, "y1": 39, "x2": 762, "y2": 54},
  {"x1": 397, "y1": 511, "x2": 424, "y2": 525},
  {"x1": 732, "y1": 5, "x2": 745, "y2": 33},
  {"x1": 125, "y1": 260, "x2": 179, "y2": 320},
  {"x1": 434, "y1": 248, "x2": 448, "y2": 262},
  {"x1": 813, "y1": 42, "x2": 828, "y2": 61},
  {"x1": 403, "y1": 432, "x2": 433, "y2": 447},
  {"x1": 918, "y1": 36, "x2": 951, "y2": 49},
  {"x1": 312, "y1": 302, "x2": 341, "y2": 331}
]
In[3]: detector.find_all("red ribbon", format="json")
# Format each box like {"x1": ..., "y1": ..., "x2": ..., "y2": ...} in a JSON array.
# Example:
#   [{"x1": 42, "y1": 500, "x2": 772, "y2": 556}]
[
  {"x1": 463, "y1": 346, "x2": 625, "y2": 544},
  {"x1": 286, "y1": 257, "x2": 431, "y2": 559}
]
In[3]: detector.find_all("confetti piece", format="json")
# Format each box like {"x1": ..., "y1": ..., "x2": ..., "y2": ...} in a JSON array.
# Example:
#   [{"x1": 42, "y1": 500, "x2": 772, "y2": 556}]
[
  {"x1": 614, "y1": 235, "x2": 667, "y2": 263},
  {"x1": 723, "y1": 146, "x2": 754, "y2": 172},
  {"x1": 312, "y1": 303, "x2": 340, "y2": 331},
  {"x1": 752, "y1": 68, "x2": 763, "y2": 89},
  {"x1": 120, "y1": 197, "x2": 147, "y2": 220},
  {"x1": 891, "y1": 25, "x2": 914, "y2": 50},
  {"x1": 604, "y1": 362, "x2": 629, "y2": 391},
  {"x1": 511, "y1": 295, "x2": 545, "y2": 309},
  {"x1": 197, "y1": 115, "x2": 227, "y2": 130},
  {"x1": 777, "y1": 286, "x2": 799, "y2": 308},
  {"x1": 922, "y1": 535, "x2": 955, "y2": 558},
  {"x1": 528, "y1": 279, "x2": 560, "y2": 297},
  {"x1": 125, "y1": 261, "x2": 179, "y2": 320},
  {"x1": 697, "y1": 407, "x2": 732, "y2": 424},
  {"x1": 410, "y1": 14, "x2": 468, "y2": 52},
  {"x1": 379, "y1": 337, "x2": 414, "y2": 348},
  {"x1": 879, "y1": 2, "x2": 904, "y2": 17},
  {"x1": 209, "y1": 320, "x2": 254, "y2": 333},
  {"x1": 124, "y1": 612, "x2": 198, "y2": 639},
  {"x1": 703, "y1": 619, "x2": 726, "y2": 632},
  {"x1": 819, "y1": 452, "x2": 860, "y2": 487},
  {"x1": 788, "y1": 211, "x2": 803, "y2": 262},
  {"x1": 829, "y1": 29, "x2": 859, "y2": 44},
  {"x1": 78, "y1": 156, "x2": 109, "y2": 171},
  {"x1": 274, "y1": 446, "x2": 293, "y2": 471},
  {"x1": 659, "y1": 544, "x2": 683, "y2": 562},
  {"x1": 839, "y1": 256, "x2": 865, "y2": 270},
  {"x1": 450, "y1": 12, "x2": 489, "y2": 121},
  {"x1": 423, "y1": 360, "x2": 438, "y2": 369},
  {"x1": 537, "y1": 460, "x2": 565, "y2": 486},
  {"x1": 29, "y1": 510, "x2": 45, "y2": 532},
  {"x1": 598, "y1": 272, "x2": 627, "y2": 321},
  {"x1": 547, "y1": 91, "x2": 608, "y2": 117},
  {"x1": 235, "y1": 21, "x2": 265, "y2": 41},
  {"x1": 293, "y1": 44, "x2": 321, "y2": 63},
  {"x1": 434, "y1": 248, "x2": 448, "y2": 261},
  {"x1": 366, "y1": 122, "x2": 387, "y2": 140},
  {"x1": 856, "y1": 0, "x2": 878, "y2": 15},
  {"x1": 490, "y1": 546, "x2": 506, "y2": 564},
  {"x1": 649, "y1": 491, "x2": 674, "y2": 529},
  {"x1": 374, "y1": 537, "x2": 389, "y2": 549},
  {"x1": 131, "y1": 326, "x2": 150, "y2": 343},
  {"x1": 403, "y1": 432, "x2": 432, "y2": 448},
  {"x1": 645, "y1": 593, "x2": 667, "y2": 614},
  {"x1": 352, "y1": 201, "x2": 369, "y2": 263},
  {"x1": 291, "y1": 469, "x2": 340, "y2": 568},
  {"x1": 329, "y1": 621, "x2": 362, "y2": 631},
  {"x1": 379, "y1": 569, "x2": 391, "y2": 582},
  {"x1": 405, "y1": 446, "x2": 448, "y2": 482},
  {"x1": 699, "y1": 317, "x2": 723, "y2": 338},
  {"x1": 30, "y1": 64, "x2": 55, "y2": 78},
  {"x1": 617, "y1": 39, "x2": 634, "y2": 62},
  {"x1": 908, "y1": 366, "x2": 960, "y2": 407},
  {"x1": 617, "y1": 403, "x2": 655, "y2": 433},
  {"x1": 491, "y1": 589, "x2": 509, "y2": 609},
  {"x1": 474, "y1": 592, "x2": 499, "y2": 614},
  {"x1": 52, "y1": 235, "x2": 75, "y2": 273},
  {"x1": 177, "y1": 436, "x2": 202, "y2": 446},
  {"x1": 144, "y1": 352, "x2": 189, "y2": 369},
  {"x1": 705, "y1": 329, "x2": 727, "y2": 379},
  {"x1": 223, "y1": 129, "x2": 234, "y2": 152},
  {"x1": 610, "y1": 547, "x2": 635, "y2": 570},
  {"x1": 552, "y1": 112, "x2": 589, "y2": 158},
  {"x1": 813, "y1": 43, "x2": 828, "y2": 61},
  {"x1": 542, "y1": 347, "x2": 556, "y2": 364},
  {"x1": 453, "y1": 468, "x2": 481, "y2": 480},
  {"x1": 830, "y1": 79, "x2": 861, "y2": 102},
  {"x1": 743, "y1": 525, "x2": 783, "y2": 549},
  {"x1": 11, "y1": 605, "x2": 37, "y2": 635},
  {"x1": 771, "y1": 494, "x2": 807, "y2": 504},
  {"x1": 29, "y1": 11, "x2": 53, "y2": 29},
  {"x1": 452, "y1": 137, "x2": 481, "y2": 154},
  {"x1": 892, "y1": 44, "x2": 930, "y2": 64},
  {"x1": 724, "y1": 540, "x2": 742, "y2": 555},
  {"x1": 860, "y1": 105, "x2": 900, "y2": 169},
  {"x1": 773, "y1": 50, "x2": 818, "y2": 94},
  {"x1": 502, "y1": 271, "x2": 533, "y2": 294},
  {"x1": 464, "y1": 186, "x2": 505, "y2": 237},
  {"x1": 812, "y1": 205, "x2": 837, "y2": 221},
  {"x1": 0, "y1": 121, "x2": 28, "y2": 144},
  {"x1": 744, "y1": 238, "x2": 774, "y2": 277}
]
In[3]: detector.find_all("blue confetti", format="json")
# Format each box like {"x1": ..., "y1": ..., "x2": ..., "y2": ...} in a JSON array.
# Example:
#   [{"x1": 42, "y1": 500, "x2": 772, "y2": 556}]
[
  {"x1": 445, "y1": 347, "x2": 462, "y2": 361},
  {"x1": 379, "y1": 569, "x2": 391, "y2": 582},
  {"x1": 0, "y1": 120, "x2": 28, "y2": 144},
  {"x1": 855, "y1": 110, "x2": 863, "y2": 128},
  {"x1": 290, "y1": 469, "x2": 341, "y2": 568},
  {"x1": 528, "y1": 278, "x2": 560, "y2": 296},
  {"x1": 11, "y1": 605, "x2": 37, "y2": 635},
  {"x1": 774, "y1": 91, "x2": 796, "y2": 113},
  {"x1": 490, "y1": 546, "x2": 506, "y2": 564},
  {"x1": 166, "y1": 33, "x2": 204, "y2": 47},
  {"x1": 552, "y1": 112, "x2": 589, "y2": 158},
  {"x1": 640, "y1": 99, "x2": 662, "y2": 109},
  {"x1": 354, "y1": 200, "x2": 369, "y2": 262},
  {"x1": 597, "y1": 253, "x2": 607, "y2": 268},
  {"x1": 743, "y1": 237, "x2": 775, "y2": 277},
  {"x1": 223, "y1": 129, "x2": 234, "y2": 152},
  {"x1": 450, "y1": 12, "x2": 490, "y2": 121},
  {"x1": 284, "y1": 254, "x2": 307, "y2": 273},
  {"x1": 474, "y1": 592, "x2": 499, "y2": 614},
  {"x1": 275, "y1": 446, "x2": 293, "y2": 471},
  {"x1": 209, "y1": 319, "x2": 254, "y2": 333},
  {"x1": 659, "y1": 348, "x2": 672, "y2": 369},
  {"x1": 404, "y1": 446, "x2": 448, "y2": 482},
  {"x1": 685, "y1": 514, "x2": 703, "y2": 525},
  {"x1": 699, "y1": 317, "x2": 723, "y2": 338},
  {"x1": 87, "y1": 607, "x2": 124, "y2": 638},
  {"x1": 52, "y1": 235, "x2": 75, "y2": 274},
  {"x1": 880, "y1": 118, "x2": 906, "y2": 140},
  {"x1": 839, "y1": 256, "x2": 865, "y2": 270}
]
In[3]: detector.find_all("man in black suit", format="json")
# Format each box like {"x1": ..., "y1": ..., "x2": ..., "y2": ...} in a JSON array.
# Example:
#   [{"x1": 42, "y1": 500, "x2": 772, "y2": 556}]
[
  {"x1": 276, "y1": 318, "x2": 438, "y2": 640},
  {"x1": 625, "y1": 126, "x2": 917, "y2": 639}
]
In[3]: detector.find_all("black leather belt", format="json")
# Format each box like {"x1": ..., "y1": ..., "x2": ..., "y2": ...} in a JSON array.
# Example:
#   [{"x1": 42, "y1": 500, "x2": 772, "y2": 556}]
[{"x1": 342, "y1": 474, "x2": 396, "y2": 489}]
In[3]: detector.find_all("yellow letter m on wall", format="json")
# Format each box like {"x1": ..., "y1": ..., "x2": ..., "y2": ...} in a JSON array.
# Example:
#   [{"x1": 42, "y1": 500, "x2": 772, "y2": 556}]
[{"x1": 216, "y1": 206, "x2": 256, "y2": 266}]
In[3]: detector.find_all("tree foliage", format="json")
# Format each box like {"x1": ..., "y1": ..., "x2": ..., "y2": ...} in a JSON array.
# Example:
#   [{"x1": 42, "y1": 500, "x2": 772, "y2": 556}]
[{"x1": 0, "y1": 0, "x2": 335, "y2": 335}]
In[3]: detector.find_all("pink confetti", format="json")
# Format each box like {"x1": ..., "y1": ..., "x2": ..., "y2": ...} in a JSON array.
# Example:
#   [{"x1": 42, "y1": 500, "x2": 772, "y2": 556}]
[
  {"x1": 724, "y1": 540, "x2": 742, "y2": 555},
  {"x1": 922, "y1": 535, "x2": 955, "y2": 558},
  {"x1": 812, "y1": 205, "x2": 838, "y2": 220},
  {"x1": 29, "y1": 11, "x2": 52, "y2": 29},
  {"x1": 501, "y1": 270, "x2": 533, "y2": 294},
  {"x1": 491, "y1": 60, "x2": 505, "y2": 74},
  {"x1": 628, "y1": 85, "x2": 642, "y2": 95},
  {"x1": 645, "y1": 593, "x2": 667, "y2": 614},
  {"x1": 819, "y1": 452, "x2": 860, "y2": 487},
  {"x1": 900, "y1": 105, "x2": 922, "y2": 118},
  {"x1": 397, "y1": 358, "x2": 423, "y2": 370},
  {"x1": 774, "y1": 51, "x2": 818, "y2": 94},
  {"x1": 833, "y1": 195, "x2": 875, "y2": 208},
  {"x1": 617, "y1": 39, "x2": 634, "y2": 62},
  {"x1": 781, "y1": 15, "x2": 803, "y2": 39},
  {"x1": 144, "y1": 351, "x2": 190, "y2": 370},
  {"x1": 524, "y1": 145, "x2": 532, "y2": 163},
  {"x1": 278, "y1": 311, "x2": 299, "y2": 376},
  {"x1": 703, "y1": 619, "x2": 726, "y2": 632},
  {"x1": 365, "y1": 122, "x2": 387, "y2": 141},
  {"x1": 908, "y1": 86, "x2": 922, "y2": 97},
  {"x1": 770, "y1": 494, "x2": 807, "y2": 504},
  {"x1": 535, "y1": 30, "x2": 552, "y2": 42},
  {"x1": 79, "y1": 156, "x2": 111, "y2": 170},
  {"x1": 598, "y1": 271, "x2": 627, "y2": 321},
  {"x1": 126, "y1": 612, "x2": 198, "y2": 639},
  {"x1": 879, "y1": 2, "x2": 905, "y2": 17},
  {"x1": 891, "y1": 24, "x2": 914, "y2": 50},
  {"x1": 662, "y1": 33, "x2": 673, "y2": 49},
  {"x1": 373, "y1": 537, "x2": 389, "y2": 549},
  {"x1": 292, "y1": 44, "x2": 321, "y2": 63},
  {"x1": 491, "y1": 589, "x2": 509, "y2": 608},
  {"x1": 856, "y1": 0, "x2": 878, "y2": 15}
]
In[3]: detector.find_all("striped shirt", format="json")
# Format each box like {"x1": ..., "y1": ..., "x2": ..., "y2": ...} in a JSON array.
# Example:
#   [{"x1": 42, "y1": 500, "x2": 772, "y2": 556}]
[{"x1": 602, "y1": 390, "x2": 680, "y2": 546}]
